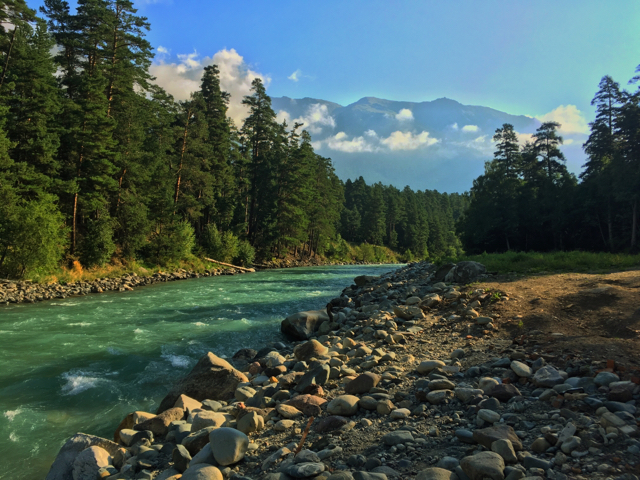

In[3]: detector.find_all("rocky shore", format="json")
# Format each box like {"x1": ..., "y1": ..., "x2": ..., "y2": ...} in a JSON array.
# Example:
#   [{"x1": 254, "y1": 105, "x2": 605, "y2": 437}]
[
  {"x1": 0, "y1": 268, "x2": 248, "y2": 306},
  {"x1": 44, "y1": 261, "x2": 640, "y2": 480}
]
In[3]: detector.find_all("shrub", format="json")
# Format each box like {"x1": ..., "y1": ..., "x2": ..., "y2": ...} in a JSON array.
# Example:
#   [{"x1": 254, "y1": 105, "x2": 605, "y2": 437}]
[
  {"x1": 234, "y1": 240, "x2": 255, "y2": 267},
  {"x1": 79, "y1": 210, "x2": 116, "y2": 267},
  {"x1": 146, "y1": 220, "x2": 195, "y2": 266}
]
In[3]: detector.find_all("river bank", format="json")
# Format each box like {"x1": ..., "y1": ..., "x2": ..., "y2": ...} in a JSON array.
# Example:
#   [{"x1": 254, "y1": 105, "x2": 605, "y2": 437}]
[
  {"x1": 42, "y1": 261, "x2": 640, "y2": 480},
  {"x1": 0, "y1": 259, "x2": 395, "y2": 306}
]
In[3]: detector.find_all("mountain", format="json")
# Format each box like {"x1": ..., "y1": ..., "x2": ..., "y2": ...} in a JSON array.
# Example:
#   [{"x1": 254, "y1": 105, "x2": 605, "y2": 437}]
[{"x1": 271, "y1": 96, "x2": 545, "y2": 193}]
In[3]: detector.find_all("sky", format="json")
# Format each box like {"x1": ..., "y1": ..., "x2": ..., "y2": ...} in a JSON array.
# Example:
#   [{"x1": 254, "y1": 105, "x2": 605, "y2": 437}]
[{"x1": 26, "y1": 0, "x2": 640, "y2": 187}]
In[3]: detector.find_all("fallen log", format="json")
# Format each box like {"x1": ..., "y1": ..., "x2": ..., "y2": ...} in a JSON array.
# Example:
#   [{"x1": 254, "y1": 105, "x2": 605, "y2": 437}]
[{"x1": 203, "y1": 257, "x2": 255, "y2": 273}]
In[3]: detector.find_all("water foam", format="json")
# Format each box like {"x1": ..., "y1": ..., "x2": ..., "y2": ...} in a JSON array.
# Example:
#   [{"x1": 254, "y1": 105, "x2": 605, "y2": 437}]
[
  {"x1": 4, "y1": 409, "x2": 22, "y2": 422},
  {"x1": 193, "y1": 322, "x2": 206, "y2": 326},
  {"x1": 68, "y1": 322, "x2": 93, "y2": 327},
  {"x1": 161, "y1": 354, "x2": 191, "y2": 368},
  {"x1": 133, "y1": 328, "x2": 144, "y2": 334},
  {"x1": 9, "y1": 432, "x2": 18, "y2": 442},
  {"x1": 61, "y1": 371, "x2": 100, "y2": 395}
]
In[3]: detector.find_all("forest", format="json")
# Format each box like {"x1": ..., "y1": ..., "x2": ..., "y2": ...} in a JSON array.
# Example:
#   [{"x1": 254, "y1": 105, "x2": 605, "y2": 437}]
[
  {"x1": 0, "y1": 0, "x2": 465, "y2": 279},
  {"x1": 457, "y1": 73, "x2": 640, "y2": 255}
]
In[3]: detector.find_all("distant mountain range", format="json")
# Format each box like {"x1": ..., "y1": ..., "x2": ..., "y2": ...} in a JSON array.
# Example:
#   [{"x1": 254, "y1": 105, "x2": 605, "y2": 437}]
[{"x1": 271, "y1": 96, "x2": 578, "y2": 193}]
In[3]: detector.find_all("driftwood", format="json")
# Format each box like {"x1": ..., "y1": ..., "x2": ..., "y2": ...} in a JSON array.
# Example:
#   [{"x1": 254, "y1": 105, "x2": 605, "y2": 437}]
[{"x1": 203, "y1": 257, "x2": 255, "y2": 273}]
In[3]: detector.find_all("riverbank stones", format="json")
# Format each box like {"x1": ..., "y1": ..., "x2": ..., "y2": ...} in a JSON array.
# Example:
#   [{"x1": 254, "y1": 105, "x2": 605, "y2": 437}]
[
  {"x1": 208, "y1": 428, "x2": 248, "y2": 466},
  {"x1": 327, "y1": 395, "x2": 359, "y2": 416}
]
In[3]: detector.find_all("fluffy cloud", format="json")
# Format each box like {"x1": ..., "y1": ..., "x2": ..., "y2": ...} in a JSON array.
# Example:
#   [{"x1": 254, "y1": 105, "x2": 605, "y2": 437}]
[
  {"x1": 276, "y1": 110, "x2": 291, "y2": 124},
  {"x1": 325, "y1": 132, "x2": 377, "y2": 153},
  {"x1": 380, "y1": 131, "x2": 439, "y2": 151},
  {"x1": 535, "y1": 105, "x2": 589, "y2": 135},
  {"x1": 395, "y1": 108, "x2": 414, "y2": 122},
  {"x1": 462, "y1": 125, "x2": 479, "y2": 133},
  {"x1": 451, "y1": 123, "x2": 459, "y2": 130},
  {"x1": 292, "y1": 104, "x2": 336, "y2": 134},
  {"x1": 149, "y1": 48, "x2": 269, "y2": 125},
  {"x1": 515, "y1": 132, "x2": 535, "y2": 146},
  {"x1": 288, "y1": 69, "x2": 302, "y2": 82},
  {"x1": 156, "y1": 46, "x2": 169, "y2": 55}
]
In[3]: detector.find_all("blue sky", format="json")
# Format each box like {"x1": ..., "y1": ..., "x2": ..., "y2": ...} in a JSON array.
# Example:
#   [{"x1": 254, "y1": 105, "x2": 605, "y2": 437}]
[
  {"x1": 29, "y1": 0, "x2": 640, "y2": 116},
  {"x1": 26, "y1": 0, "x2": 640, "y2": 189}
]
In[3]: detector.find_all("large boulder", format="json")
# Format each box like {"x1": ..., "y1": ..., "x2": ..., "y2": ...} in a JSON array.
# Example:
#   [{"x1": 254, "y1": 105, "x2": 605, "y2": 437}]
[
  {"x1": 433, "y1": 263, "x2": 455, "y2": 282},
  {"x1": 157, "y1": 352, "x2": 248, "y2": 413},
  {"x1": 45, "y1": 433, "x2": 121, "y2": 480},
  {"x1": 71, "y1": 446, "x2": 111, "y2": 480},
  {"x1": 444, "y1": 261, "x2": 487, "y2": 284},
  {"x1": 281, "y1": 310, "x2": 330, "y2": 340},
  {"x1": 354, "y1": 275, "x2": 379, "y2": 287}
]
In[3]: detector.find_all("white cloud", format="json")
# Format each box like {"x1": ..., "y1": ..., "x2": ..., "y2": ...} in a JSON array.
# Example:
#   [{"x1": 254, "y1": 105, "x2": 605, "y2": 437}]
[
  {"x1": 462, "y1": 125, "x2": 479, "y2": 133},
  {"x1": 276, "y1": 110, "x2": 291, "y2": 124},
  {"x1": 292, "y1": 104, "x2": 336, "y2": 134},
  {"x1": 380, "y1": 131, "x2": 439, "y2": 151},
  {"x1": 288, "y1": 69, "x2": 302, "y2": 82},
  {"x1": 535, "y1": 105, "x2": 589, "y2": 135},
  {"x1": 451, "y1": 123, "x2": 459, "y2": 130},
  {"x1": 156, "y1": 46, "x2": 169, "y2": 55},
  {"x1": 149, "y1": 48, "x2": 270, "y2": 125},
  {"x1": 395, "y1": 108, "x2": 414, "y2": 122},
  {"x1": 325, "y1": 132, "x2": 377, "y2": 153},
  {"x1": 364, "y1": 129, "x2": 378, "y2": 138},
  {"x1": 515, "y1": 132, "x2": 535, "y2": 146}
]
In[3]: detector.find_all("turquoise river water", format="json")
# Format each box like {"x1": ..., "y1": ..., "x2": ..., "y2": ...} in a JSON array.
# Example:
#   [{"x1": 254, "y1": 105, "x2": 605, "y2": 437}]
[{"x1": 0, "y1": 264, "x2": 400, "y2": 480}]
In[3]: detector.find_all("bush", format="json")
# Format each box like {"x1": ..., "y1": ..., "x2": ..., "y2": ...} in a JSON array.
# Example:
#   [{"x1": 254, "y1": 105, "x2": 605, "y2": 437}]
[
  {"x1": 146, "y1": 220, "x2": 195, "y2": 266},
  {"x1": 234, "y1": 240, "x2": 255, "y2": 267},
  {"x1": 0, "y1": 193, "x2": 68, "y2": 278},
  {"x1": 116, "y1": 192, "x2": 150, "y2": 259},
  {"x1": 79, "y1": 210, "x2": 117, "y2": 267}
]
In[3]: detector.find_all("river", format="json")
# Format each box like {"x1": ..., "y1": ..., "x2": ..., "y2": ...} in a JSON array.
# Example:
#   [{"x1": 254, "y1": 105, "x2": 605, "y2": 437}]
[{"x1": 0, "y1": 264, "x2": 401, "y2": 480}]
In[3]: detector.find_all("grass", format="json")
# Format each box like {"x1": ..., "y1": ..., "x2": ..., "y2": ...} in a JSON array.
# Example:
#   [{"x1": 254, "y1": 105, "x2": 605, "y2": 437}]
[
  {"x1": 29, "y1": 256, "x2": 226, "y2": 285},
  {"x1": 440, "y1": 251, "x2": 640, "y2": 275}
]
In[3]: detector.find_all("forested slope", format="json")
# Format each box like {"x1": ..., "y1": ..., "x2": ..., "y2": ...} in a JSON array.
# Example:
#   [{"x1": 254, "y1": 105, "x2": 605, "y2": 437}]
[{"x1": 0, "y1": 0, "x2": 464, "y2": 279}]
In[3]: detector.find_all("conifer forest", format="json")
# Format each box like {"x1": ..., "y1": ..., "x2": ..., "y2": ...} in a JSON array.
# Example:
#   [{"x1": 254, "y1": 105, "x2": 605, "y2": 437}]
[{"x1": 0, "y1": 0, "x2": 638, "y2": 279}]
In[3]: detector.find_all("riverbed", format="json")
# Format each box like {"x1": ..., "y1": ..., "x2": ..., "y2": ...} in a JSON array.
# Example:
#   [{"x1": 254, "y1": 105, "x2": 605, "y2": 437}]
[{"x1": 0, "y1": 264, "x2": 401, "y2": 480}]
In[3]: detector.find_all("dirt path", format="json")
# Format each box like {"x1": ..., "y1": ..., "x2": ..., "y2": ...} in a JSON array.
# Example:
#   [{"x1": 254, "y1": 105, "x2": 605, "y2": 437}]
[{"x1": 475, "y1": 269, "x2": 640, "y2": 369}]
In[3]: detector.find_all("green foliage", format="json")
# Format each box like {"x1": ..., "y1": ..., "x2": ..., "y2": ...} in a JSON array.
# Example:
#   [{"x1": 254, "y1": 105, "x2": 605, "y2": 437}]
[
  {"x1": 449, "y1": 251, "x2": 640, "y2": 274},
  {"x1": 0, "y1": 193, "x2": 67, "y2": 278},
  {"x1": 79, "y1": 210, "x2": 116, "y2": 267},
  {"x1": 147, "y1": 220, "x2": 196, "y2": 266},
  {"x1": 234, "y1": 240, "x2": 255, "y2": 267}
]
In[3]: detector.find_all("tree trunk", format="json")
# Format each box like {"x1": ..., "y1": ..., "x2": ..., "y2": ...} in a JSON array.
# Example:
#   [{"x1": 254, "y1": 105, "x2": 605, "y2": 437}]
[
  {"x1": 505, "y1": 233, "x2": 511, "y2": 251},
  {"x1": 632, "y1": 198, "x2": 638, "y2": 251},
  {"x1": 607, "y1": 199, "x2": 614, "y2": 251},
  {"x1": 174, "y1": 109, "x2": 191, "y2": 206},
  {"x1": 71, "y1": 192, "x2": 78, "y2": 254}
]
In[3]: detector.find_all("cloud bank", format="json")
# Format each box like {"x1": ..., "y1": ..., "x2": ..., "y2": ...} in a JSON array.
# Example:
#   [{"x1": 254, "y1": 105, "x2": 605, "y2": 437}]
[{"x1": 150, "y1": 48, "x2": 269, "y2": 125}]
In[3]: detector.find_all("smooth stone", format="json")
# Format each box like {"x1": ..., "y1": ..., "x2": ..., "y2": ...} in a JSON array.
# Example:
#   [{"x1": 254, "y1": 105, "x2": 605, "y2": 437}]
[
  {"x1": 345, "y1": 373, "x2": 381, "y2": 395},
  {"x1": 436, "y1": 457, "x2": 460, "y2": 470},
  {"x1": 523, "y1": 456, "x2": 551, "y2": 470},
  {"x1": 510, "y1": 361, "x2": 532, "y2": 378},
  {"x1": 286, "y1": 462, "x2": 325, "y2": 478},
  {"x1": 460, "y1": 451, "x2": 505, "y2": 480},
  {"x1": 172, "y1": 444, "x2": 192, "y2": 473},
  {"x1": 382, "y1": 430, "x2": 414, "y2": 446},
  {"x1": 327, "y1": 395, "x2": 360, "y2": 416},
  {"x1": 72, "y1": 446, "x2": 111, "y2": 480},
  {"x1": 416, "y1": 467, "x2": 458, "y2": 480},
  {"x1": 390, "y1": 408, "x2": 411, "y2": 419},
  {"x1": 181, "y1": 464, "x2": 223, "y2": 480},
  {"x1": 208, "y1": 428, "x2": 248, "y2": 466},
  {"x1": 417, "y1": 360, "x2": 445, "y2": 374},
  {"x1": 478, "y1": 409, "x2": 500, "y2": 423},
  {"x1": 594, "y1": 371, "x2": 619, "y2": 387},
  {"x1": 473, "y1": 425, "x2": 522, "y2": 451},
  {"x1": 491, "y1": 439, "x2": 517, "y2": 463},
  {"x1": 532, "y1": 366, "x2": 564, "y2": 388}
]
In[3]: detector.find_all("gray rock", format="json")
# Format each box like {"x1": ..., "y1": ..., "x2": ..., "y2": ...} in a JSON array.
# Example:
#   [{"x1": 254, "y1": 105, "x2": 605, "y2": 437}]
[
  {"x1": 436, "y1": 457, "x2": 460, "y2": 470},
  {"x1": 181, "y1": 464, "x2": 223, "y2": 480},
  {"x1": 510, "y1": 361, "x2": 532, "y2": 378},
  {"x1": 294, "y1": 364, "x2": 331, "y2": 393},
  {"x1": 460, "y1": 451, "x2": 505, "y2": 480},
  {"x1": 594, "y1": 371, "x2": 620, "y2": 387},
  {"x1": 382, "y1": 430, "x2": 414, "y2": 446},
  {"x1": 523, "y1": 456, "x2": 551, "y2": 470},
  {"x1": 327, "y1": 473, "x2": 355, "y2": 480},
  {"x1": 327, "y1": 395, "x2": 360, "y2": 416},
  {"x1": 532, "y1": 366, "x2": 564, "y2": 388},
  {"x1": 346, "y1": 373, "x2": 381, "y2": 394},
  {"x1": 455, "y1": 429, "x2": 476, "y2": 444},
  {"x1": 208, "y1": 428, "x2": 249, "y2": 466},
  {"x1": 294, "y1": 450, "x2": 320, "y2": 464},
  {"x1": 281, "y1": 309, "x2": 330, "y2": 340},
  {"x1": 444, "y1": 261, "x2": 487, "y2": 284},
  {"x1": 71, "y1": 446, "x2": 111, "y2": 480},
  {"x1": 45, "y1": 433, "x2": 121, "y2": 480},
  {"x1": 353, "y1": 472, "x2": 388, "y2": 480},
  {"x1": 491, "y1": 439, "x2": 517, "y2": 463},
  {"x1": 173, "y1": 444, "x2": 192, "y2": 473},
  {"x1": 286, "y1": 462, "x2": 325, "y2": 478},
  {"x1": 157, "y1": 352, "x2": 248, "y2": 412},
  {"x1": 416, "y1": 468, "x2": 458, "y2": 480},
  {"x1": 191, "y1": 443, "x2": 217, "y2": 466}
]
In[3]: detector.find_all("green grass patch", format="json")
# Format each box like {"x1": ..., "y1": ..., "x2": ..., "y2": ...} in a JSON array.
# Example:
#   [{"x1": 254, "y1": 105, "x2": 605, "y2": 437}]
[{"x1": 439, "y1": 251, "x2": 640, "y2": 274}]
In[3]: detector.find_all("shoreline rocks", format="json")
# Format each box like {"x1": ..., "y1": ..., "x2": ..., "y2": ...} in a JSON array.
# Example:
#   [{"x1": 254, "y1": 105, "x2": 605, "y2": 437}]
[{"x1": 45, "y1": 260, "x2": 640, "y2": 480}]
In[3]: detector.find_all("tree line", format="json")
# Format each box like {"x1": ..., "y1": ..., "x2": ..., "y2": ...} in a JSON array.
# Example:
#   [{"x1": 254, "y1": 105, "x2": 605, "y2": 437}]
[
  {"x1": 458, "y1": 72, "x2": 640, "y2": 254},
  {"x1": 0, "y1": 0, "x2": 465, "y2": 278}
]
